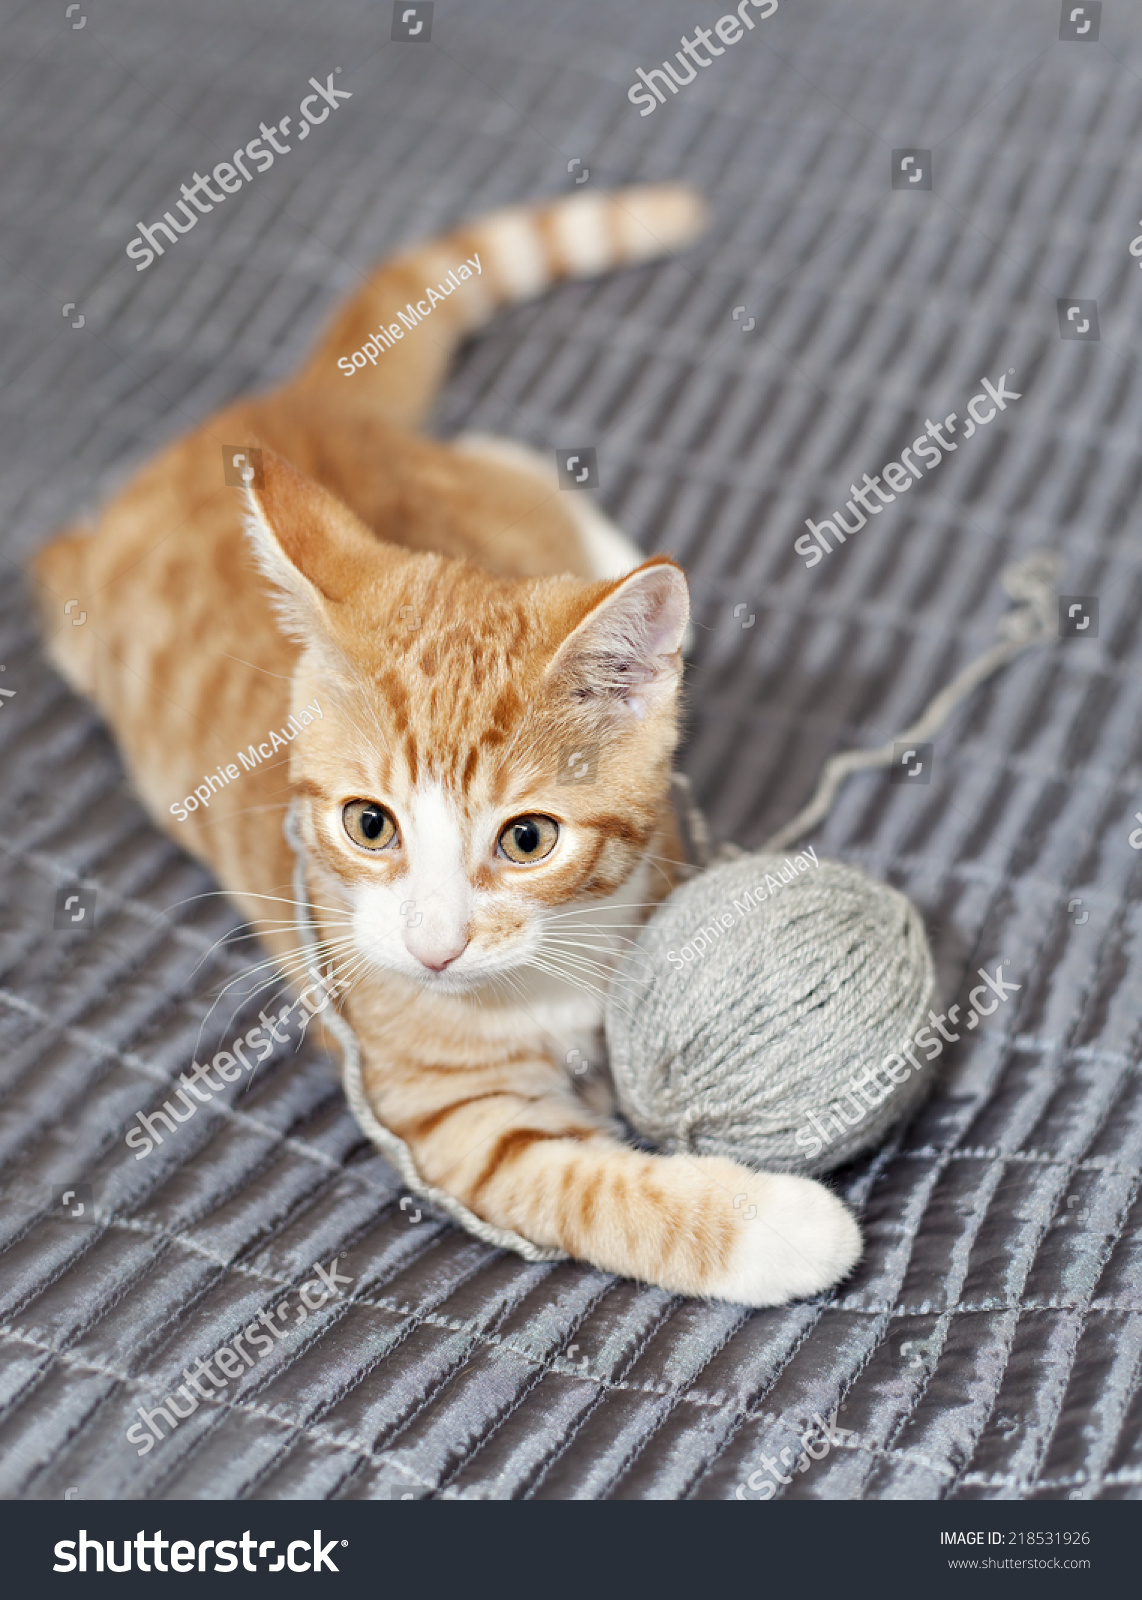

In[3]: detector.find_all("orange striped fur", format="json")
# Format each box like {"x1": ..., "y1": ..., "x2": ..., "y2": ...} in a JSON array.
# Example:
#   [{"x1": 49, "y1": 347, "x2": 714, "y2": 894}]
[{"x1": 32, "y1": 186, "x2": 860, "y2": 1305}]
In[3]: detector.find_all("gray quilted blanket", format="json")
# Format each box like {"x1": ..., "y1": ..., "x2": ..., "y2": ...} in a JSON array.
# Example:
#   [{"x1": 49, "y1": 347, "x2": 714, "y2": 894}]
[{"x1": 1, "y1": 0, "x2": 1140, "y2": 1500}]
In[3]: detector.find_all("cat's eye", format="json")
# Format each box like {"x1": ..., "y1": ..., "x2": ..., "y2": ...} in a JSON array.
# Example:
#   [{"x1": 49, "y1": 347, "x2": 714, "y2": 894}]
[
  {"x1": 343, "y1": 800, "x2": 398, "y2": 851},
  {"x1": 498, "y1": 814, "x2": 559, "y2": 865}
]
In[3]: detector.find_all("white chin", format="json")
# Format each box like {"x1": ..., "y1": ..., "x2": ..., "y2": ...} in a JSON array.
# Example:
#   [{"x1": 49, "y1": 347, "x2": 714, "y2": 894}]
[{"x1": 414, "y1": 966, "x2": 477, "y2": 995}]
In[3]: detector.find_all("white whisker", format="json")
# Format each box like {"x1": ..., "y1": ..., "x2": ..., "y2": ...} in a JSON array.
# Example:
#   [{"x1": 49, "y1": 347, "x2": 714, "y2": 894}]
[{"x1": 524, "y1": 953, "x2": 633, "y2": 1020}]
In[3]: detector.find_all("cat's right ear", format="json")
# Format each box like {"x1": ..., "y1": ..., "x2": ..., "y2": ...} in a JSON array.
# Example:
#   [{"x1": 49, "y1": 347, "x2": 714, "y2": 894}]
[{"x1": 241, "y1": 447, "x2": 378, "y2": 640}]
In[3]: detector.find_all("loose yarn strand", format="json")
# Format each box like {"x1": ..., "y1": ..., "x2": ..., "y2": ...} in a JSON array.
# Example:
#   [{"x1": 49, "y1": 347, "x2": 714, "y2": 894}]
[{"x1": 762, "y1": 552, "x2": 1059, "y2": 853}]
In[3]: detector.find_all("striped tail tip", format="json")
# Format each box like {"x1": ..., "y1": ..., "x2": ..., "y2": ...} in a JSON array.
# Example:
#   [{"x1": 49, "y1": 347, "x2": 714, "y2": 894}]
[
  {"x1": 473, "y1": 184, "x2": 709, "y2": 300},
  {"x1": 604, "y1": 183, "x2": 710, "y2": 265}
]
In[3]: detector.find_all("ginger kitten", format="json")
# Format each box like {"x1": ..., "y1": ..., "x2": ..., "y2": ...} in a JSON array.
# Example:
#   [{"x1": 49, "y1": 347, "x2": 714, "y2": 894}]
[{"x1": 33, "y1": 186, "x2": 860, "y2": 1305}]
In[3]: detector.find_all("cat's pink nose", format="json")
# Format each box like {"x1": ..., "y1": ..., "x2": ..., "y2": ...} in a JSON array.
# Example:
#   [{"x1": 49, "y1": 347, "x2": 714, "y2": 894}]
[
  {"x1": 405, "y1": 930, "x2": 469, "y2": 971},
  {"x1": 419, "y1": 949, "x2": 465, "y2": 972}
]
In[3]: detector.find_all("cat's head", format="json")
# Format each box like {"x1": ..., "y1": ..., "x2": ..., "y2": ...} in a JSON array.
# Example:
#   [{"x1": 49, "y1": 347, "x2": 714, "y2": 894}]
[{"x1": 246, "y1": 453, "x2": 688, "y2": 997}]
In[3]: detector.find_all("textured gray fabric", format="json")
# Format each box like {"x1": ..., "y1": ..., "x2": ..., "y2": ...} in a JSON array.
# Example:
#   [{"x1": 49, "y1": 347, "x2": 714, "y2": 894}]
[
  {"x1": 760, "y1": 551, "x2": 1060, "y2": 853},
  {"x1": 605, "y1": 853, "x2": 936, "y2": 1176},
  {"x1": 2, "y1": 0, "x2": 1142, "y2": 1500}
]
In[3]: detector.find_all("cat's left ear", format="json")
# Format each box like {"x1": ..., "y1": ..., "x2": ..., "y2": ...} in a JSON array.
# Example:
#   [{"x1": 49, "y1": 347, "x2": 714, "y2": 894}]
[
  {"x1": 241, "y1": 447, "x2": 385, "y2": 639},
  {"x1": 546, "y1": 558, "x2": 689, "y2": 718}
]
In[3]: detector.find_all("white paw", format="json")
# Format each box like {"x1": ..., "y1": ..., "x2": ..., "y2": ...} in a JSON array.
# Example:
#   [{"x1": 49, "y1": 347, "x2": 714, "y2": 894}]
[{"x1": 710, "y1": 1173, "x2": 862, "y2": 1308}]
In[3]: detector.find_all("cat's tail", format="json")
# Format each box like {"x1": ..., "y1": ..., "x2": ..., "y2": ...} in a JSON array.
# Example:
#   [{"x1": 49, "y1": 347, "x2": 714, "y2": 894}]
[
  {"x1": 287, "y1": 185, "x2": 708, "y2": 424},
  {"x1": 29, "y1": 524, "x2": 98, "y2": 697}
]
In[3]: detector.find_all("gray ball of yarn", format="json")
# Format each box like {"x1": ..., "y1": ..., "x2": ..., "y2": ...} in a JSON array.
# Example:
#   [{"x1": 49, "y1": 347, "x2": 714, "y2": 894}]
[{"x1": 604, "y1": 852, "x2": 936, "y2": 1176}]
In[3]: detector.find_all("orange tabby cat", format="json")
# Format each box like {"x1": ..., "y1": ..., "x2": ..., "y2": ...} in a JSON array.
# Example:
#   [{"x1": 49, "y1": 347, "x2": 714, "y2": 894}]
[{"x1": 33, "y1": 186, "x2": 860, "y2": 1305}]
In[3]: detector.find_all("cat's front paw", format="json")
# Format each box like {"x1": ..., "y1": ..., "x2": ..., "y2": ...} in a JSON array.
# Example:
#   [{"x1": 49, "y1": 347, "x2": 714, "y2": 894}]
[{"x1": 710, "y1": 1172, "x2": 861, "y2": 1308}]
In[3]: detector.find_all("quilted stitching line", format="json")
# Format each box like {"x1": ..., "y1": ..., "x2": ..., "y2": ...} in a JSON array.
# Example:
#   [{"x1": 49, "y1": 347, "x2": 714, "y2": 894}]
[
  {"x1": 332, "y1": 1262, "x2": 564, "y2": 1474},
  {"x1": 0, "y1": 984, "x2": 355, "y2": 1177},
  {"x1": 432, "y1": 1279, "x2": 624, "y2": 1496},
  {"x1": 934, "y1": 879, "x2": 1135, "y2": 1495},
  {"x1": 518, "y1": 1289, "x2": 702, "y2": 1498}
]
